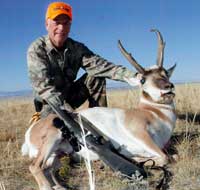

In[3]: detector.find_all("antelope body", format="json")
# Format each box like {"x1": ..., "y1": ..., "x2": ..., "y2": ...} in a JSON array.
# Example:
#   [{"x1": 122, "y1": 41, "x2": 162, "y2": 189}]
[{"x1": 21, "y1": 29, "x2": 176, "y2": 190}]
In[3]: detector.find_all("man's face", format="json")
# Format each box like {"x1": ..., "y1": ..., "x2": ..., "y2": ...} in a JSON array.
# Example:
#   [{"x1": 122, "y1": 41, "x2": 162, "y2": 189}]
[{"x1": 46, "y1": 14, "x2": 71, "y2": 48}]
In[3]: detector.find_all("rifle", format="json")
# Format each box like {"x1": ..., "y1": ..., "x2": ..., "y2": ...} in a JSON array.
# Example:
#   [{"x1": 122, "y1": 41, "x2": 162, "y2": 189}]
[{"x1": 46, "y1": 100, "x2": 147, "y2": 178}]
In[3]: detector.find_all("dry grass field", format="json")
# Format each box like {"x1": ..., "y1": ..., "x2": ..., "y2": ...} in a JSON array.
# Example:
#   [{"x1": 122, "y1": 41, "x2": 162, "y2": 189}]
[{"x1": 0, "y1": 83, "x2": 200, "y2": 190}]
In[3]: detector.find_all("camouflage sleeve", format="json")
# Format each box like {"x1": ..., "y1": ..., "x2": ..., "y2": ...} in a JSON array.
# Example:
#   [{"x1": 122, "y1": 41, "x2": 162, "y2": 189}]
[
  {"x1": 27, "y1": 43, "x2": 65, "y2": 109},
  {"x1": 82, "y1": 55, "x2": 137, "y2": 82}
]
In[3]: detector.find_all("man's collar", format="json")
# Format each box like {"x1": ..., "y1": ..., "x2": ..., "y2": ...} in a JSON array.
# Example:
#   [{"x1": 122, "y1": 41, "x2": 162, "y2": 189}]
[{"x1": 45, "y1": 35, "x2": 69, "y2": 54}]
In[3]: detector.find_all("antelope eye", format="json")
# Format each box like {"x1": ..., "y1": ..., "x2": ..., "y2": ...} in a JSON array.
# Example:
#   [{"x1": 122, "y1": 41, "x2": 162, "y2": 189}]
[{"x1": 140, "y1": 78, "x2": 146, "y2": 84}]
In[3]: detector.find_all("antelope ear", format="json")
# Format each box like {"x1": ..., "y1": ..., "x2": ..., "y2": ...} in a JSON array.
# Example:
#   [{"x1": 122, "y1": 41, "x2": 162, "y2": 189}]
[{"x1": 167, "y1": 63, "x2": 176, "y2": 78}]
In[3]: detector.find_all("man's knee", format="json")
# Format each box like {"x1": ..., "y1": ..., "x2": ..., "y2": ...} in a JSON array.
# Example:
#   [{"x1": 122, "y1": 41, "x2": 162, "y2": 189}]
[
  {"x1": 77, "y1": 74, "x2": 107, "y2": 107},
  {"x1": 84, "y1": 75, "x2": 106, "y2": 91}
]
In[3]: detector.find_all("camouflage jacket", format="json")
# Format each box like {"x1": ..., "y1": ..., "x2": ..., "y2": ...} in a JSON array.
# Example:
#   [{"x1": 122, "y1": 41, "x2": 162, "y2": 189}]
[{"x1": 27, "y1": 35, "x2": 136, "y2": 110}]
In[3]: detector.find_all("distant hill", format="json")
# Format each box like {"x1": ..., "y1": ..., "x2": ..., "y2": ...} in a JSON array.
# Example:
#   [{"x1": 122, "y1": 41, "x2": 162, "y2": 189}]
[
  {"x1": 0, "y1": 81, "x2": 129, "y2": 99},
  {"x1": 0, "y1": 90, "x2": 32, "y2": 99}
]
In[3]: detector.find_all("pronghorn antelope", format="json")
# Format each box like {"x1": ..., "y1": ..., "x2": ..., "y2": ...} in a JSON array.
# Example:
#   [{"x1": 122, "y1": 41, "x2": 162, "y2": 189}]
[{"x1": 21, "y1": 29, "x2": 176, "y2": 190}]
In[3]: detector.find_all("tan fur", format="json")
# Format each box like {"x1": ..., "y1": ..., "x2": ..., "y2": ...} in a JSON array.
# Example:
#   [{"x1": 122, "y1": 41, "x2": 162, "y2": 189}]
[
  {"x1": 29, "y1": 114, "x2": 59, "y2": 148},
  {"x1": 139, "y1": 103, "x2": 174, "y2": 126},
  {"x1": 22, "y1": 114, "x2": 73, "y2": 190},
  {"x1": 124, "y1": 108, "x2": 170, "y2": 166}
]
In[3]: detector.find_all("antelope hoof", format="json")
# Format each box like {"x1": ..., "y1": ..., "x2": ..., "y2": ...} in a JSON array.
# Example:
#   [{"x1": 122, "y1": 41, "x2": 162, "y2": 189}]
[
  {"x1": 156, "y1": 156, "x2": 168, "y2": 167},
  {"x1": 170, "y1": 154, "x2": 179, "y2": 163}
]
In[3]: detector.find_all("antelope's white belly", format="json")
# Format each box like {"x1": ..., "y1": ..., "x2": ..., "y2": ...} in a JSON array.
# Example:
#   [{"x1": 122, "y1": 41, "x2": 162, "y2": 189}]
[{"x1": 79, "y1": 107, "x2": 159, "y2": 158}]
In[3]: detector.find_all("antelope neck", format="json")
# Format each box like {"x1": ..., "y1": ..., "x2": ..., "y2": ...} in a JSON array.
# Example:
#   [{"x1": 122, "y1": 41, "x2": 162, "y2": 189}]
[
  {"x1": 141, "y1": 91, "x2": 174, "y2": 108},
  {"x1": 139, "y1": 91, "x2": 176, "y2": 124}
]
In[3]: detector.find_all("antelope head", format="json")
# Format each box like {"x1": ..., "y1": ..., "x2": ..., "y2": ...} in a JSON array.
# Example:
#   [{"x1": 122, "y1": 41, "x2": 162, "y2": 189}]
[{"x1": 118, "y1": 29, "x2": 176, "y2": 104}]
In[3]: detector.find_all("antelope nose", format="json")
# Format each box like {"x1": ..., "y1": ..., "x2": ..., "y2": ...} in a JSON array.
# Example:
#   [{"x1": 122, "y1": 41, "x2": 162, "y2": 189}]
[
  {"x1": 170, "y1": 83, "x2": 174, "y2": 89},
  {"x1": 165, "y1": 83, "x2": 174, "y2": 89}
]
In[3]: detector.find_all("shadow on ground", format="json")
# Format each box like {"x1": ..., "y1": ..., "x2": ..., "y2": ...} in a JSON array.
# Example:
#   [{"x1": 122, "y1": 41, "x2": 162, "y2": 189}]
[{"x1": 177, "y1": 112, "x2": 200, "y2": 124}]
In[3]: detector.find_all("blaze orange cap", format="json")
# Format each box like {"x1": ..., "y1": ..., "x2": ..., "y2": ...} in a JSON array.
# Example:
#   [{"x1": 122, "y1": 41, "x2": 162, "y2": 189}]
[{"x1": 46, "y1": 2, "x2": 72, "y2": 20}]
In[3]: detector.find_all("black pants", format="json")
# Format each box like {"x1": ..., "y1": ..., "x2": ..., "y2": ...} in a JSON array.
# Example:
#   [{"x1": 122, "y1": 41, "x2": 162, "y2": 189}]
[{"x1": 34, "y1": 74, "x2": 107, "y2": 117}]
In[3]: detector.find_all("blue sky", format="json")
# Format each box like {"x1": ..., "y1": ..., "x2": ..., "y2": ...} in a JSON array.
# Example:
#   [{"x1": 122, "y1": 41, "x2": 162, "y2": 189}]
[{"x1": 0, "y1": 0, "x2": 200, "y2": 91}]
